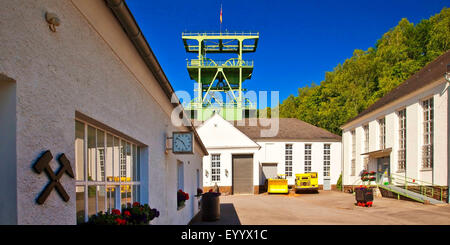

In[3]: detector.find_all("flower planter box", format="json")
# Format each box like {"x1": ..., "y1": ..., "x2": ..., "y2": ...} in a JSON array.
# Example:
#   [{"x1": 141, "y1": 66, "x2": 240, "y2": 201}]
[
  {"x1": 355, "y1": 186, "x2": 374, "y2": 207},
  {"x1": 86, "y1": 202, "x2": 160, "y2": 225},
  {"x1": 177, "y1": 189, "x2": 190, "y2": 210}
]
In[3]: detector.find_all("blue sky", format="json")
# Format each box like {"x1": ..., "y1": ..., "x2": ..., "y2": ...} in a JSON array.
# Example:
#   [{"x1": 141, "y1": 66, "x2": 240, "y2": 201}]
[{"x1": 127, "y1": 0, "x2": 448, "y2": 105}]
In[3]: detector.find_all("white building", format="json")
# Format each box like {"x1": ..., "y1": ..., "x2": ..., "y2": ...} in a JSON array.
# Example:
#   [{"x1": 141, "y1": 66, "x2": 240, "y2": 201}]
[
  {"x1": 0, "y1": 0, "x2": 208, "y2": 225},
  {"x1": 341, "y1": 51, "x2": 449, "y2": 202},
  {"x1": 197, "y1": 114, "x2": 342, "y2": 194}
]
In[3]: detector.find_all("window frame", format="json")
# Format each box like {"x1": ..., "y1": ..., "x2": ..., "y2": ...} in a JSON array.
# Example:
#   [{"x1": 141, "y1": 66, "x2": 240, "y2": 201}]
[
  {"x1": 323, "y1": 144, "x2": 331, "y2": 177},
  {"x1": 422, "y1": 97, "x2": 434, "y2": 169},
  {"x1": 211, "y1": 154, "x2": 221, "y2": 182},
  {"x1": 75, "y1": 119, "x2": 141, "y2": 224},
  {"x1": 304, "y1": 144, "x2": 312, "y2": 173},
  {"x1": 363, "y1": 125, "x2": 369, "y2": 170},
  {"x1": 378, "y1": 117, "x2": 386, "y2": 150},
  {"x1": 397, "y1": 108, "x2": 407, "y2": 172},
  {"x1": 351, "y1": 130, "x2": 356, "y2": 176},
  {"x1": 285, "y1": 144, "x2": 293, "y2": 177}
]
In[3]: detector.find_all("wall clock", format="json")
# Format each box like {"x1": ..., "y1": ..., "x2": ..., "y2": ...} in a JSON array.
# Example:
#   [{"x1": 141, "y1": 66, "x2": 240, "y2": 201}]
[{"x1": 172, "y1": 131, "x2": 194, "y2": 154}]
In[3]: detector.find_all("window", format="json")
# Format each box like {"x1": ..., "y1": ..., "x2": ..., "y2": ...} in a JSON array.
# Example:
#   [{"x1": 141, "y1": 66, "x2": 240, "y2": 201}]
[
  {"x1": 379, "y1": 118, "x2": 386, "y2": 149},
  {"x1": 351, "y1": 130, "x2": 356, "y2": 176},
  {"x1": 422, "y1": 98, "x2": 433, "y2": 169},
  {"x1": 363, "y1": 125, "x2": 369, "y2": 170},
  {"x1": 75, "y1": 120, "x2": 141, "y2": 224},
  {"x1": 211, "y1": 154, "x2": 220, "y2": 182},
  {"x1": 398, "y1": 109, "x2": 406, "y2": 171},
  {"x1": 177, "y1": 161, "x2": 184, "y2": 190},
  {"x1": 323, "y1": 144, "x2": 331, "y2": 177},
  {"x1": 196, "y1": 169, "x2": 200, "y2": 190},
  {"x1": 285, "y1": 144, "x2": 293, "y2": 177},
  {"x1": 304, "y1": 144, "x2": 312, "y2": 173}
]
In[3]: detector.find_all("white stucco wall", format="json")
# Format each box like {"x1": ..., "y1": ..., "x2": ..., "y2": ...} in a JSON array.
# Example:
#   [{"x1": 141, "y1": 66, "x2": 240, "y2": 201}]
[
  {"x1": 342, "y1": 81, "x2": 448, "y2": 186},
  {"x1": 254, "y1": 141, "x2": 342, "y2": 186},
  {"x1": 202, "y1": 141, "x2": 342, "y2": 188},
  {"x1": 0, "y1": 0, "x2": 205, "y2": 225},
  {"x1": 202, "y1": 148, "x2": 260, "y2": 188},
  {"x1": 197, "y1": 114, "x2": 260, "y2": 188}
]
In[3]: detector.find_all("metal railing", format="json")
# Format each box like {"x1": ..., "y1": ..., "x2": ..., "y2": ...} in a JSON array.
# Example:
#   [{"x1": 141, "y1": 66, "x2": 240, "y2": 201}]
[
  {"x1": 183, "y1": 102, "x2": 256, "y2": 110},
  {"x1": 187, "y1": 58, "x2": 253, "y2": 67},
  {"x1": 182, "y1": 32, "x2": 259, "y2": 37},
  {"x1": 388, "y1": 172, "x2": 446, "y2": 202},
  {"x1": 348, "y1": 172, "x2": 447, "y2": 203}
]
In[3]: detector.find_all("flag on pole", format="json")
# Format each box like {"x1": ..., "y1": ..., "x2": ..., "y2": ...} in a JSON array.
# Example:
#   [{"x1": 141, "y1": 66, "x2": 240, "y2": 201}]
[{"x1": 220, "y1": 4, "x2": 223, "y2": 24}]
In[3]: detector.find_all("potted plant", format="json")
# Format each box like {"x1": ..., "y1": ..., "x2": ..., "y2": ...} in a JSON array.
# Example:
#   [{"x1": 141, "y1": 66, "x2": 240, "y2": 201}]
[
  {"x1": 86, "y1": 202, "x2": 159, "y2": 225},
  {"x1": 177, "y1": 189, "x2": 189, "y2": 209},
  {"x1": 196, "y1": 188, "x2": 203, "y2": 197}
]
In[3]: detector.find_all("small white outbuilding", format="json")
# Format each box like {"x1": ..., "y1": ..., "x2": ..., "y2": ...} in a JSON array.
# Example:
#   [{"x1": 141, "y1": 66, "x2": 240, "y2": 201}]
[{"x1": 196, "y1": 113, "x2": 342, "y2": 194}]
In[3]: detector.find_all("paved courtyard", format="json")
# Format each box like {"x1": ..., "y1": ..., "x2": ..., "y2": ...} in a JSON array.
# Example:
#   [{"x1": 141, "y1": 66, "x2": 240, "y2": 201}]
[{"x1": 191, "y1": 190, "x2": 450, "y2": 225}]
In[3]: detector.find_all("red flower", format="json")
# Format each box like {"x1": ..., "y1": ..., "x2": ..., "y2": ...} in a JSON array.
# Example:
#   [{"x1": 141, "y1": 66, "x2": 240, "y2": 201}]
[
  {"x1": 132, "y1": 202, "x2": 140, "y2": 207},
  {"x1": 185, "y1": 193, "x2": 190, "y2": 201},
  {"x1": 124, "y1": 210, "x2": 131, "y2": 217},
  {"x1": 115, "y1": 218, "x2": 126, "y2": 225},
  {"x1": 111, "y1": 209, "x2": 121, "y2": 215}
]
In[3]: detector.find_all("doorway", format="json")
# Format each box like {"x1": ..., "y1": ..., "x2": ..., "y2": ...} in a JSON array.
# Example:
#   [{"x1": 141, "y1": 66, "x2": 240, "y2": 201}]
[
  {"x1": 377, "y1": 157, "x2": 390, "y2": 183},
  {"x1": 232, "y1": 154, "x2": 254, "y2": 194},
  {"x1": 0, "y1": 74, "x2": 17, "y2": 224}
]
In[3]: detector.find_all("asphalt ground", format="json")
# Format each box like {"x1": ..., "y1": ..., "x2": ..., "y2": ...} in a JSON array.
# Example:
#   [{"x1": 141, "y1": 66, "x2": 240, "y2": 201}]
[{"x1": 191, "y1": 190, "x2": 450, "y2": 225}]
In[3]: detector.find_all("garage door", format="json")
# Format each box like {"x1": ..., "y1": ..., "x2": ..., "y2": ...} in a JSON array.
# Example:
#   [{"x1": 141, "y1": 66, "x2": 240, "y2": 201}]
[
  {"x1": 261, "y1": 163, "x2": 278, "y2": 181},
  {"x1": 232, "y1": 155, "x2": 254, "y2": 194}
]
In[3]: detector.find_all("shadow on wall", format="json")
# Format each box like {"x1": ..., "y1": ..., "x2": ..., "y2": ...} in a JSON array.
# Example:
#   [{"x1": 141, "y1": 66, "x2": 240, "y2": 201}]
[{"x1": 189, "y1": 203, "x2": 241, "y2": 225}]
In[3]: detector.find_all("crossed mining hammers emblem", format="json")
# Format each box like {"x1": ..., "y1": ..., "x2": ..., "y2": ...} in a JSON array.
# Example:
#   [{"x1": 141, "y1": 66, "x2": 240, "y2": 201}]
[{"x1": 33, "y1": 150, "x2": 74, "y2": 204}]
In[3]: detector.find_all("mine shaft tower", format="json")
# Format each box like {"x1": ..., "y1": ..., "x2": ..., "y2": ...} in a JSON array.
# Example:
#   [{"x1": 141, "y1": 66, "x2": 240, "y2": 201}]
[{"x1": 182, "y1": 32, "x2": 259, "y2": 121}]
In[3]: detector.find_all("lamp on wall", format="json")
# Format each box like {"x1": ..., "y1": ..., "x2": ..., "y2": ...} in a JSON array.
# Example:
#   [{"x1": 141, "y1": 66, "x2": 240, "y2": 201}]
[
  {"x1": 205, "y1": 170, "x2": 209, "y2": 178},
  {"x1": 45, "y1": 12, "x2": 61, "y2": 32},
  {"x1": 225, "y1": 169, "x2": 229, "y2": 177}
]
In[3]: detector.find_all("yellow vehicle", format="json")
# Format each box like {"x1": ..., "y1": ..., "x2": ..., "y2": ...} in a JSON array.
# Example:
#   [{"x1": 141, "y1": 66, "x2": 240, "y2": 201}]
[
  {"x1": 295, "y1": 172, "x2": 319, "y2": 193},
  {"x1": 106, "y1": 177, "x2": 132, "y2": 193},
  {"x1": 267, "y1": 174, "x2": 289, "y2": 194}
]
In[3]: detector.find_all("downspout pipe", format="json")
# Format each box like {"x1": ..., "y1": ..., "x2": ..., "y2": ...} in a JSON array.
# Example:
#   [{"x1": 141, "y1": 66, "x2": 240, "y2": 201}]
[
  {"x1": 105, "y1": 0, "x2": 208, "y2": 155},
  {"x1": 446, "y1": 64, "x2": 450, "y2": 203},
  {"x1": 341, "y1": 133, "x2": 344, "y2": 192}
]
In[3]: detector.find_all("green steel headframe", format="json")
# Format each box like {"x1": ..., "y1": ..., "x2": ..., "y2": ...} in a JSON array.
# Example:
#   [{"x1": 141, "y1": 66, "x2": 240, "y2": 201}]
[{"x1": 182, "y1": 32, "x2": 259, "y2": 121}]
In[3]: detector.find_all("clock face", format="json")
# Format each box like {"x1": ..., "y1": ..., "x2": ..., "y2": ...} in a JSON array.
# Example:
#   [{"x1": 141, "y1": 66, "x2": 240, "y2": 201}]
[{"x1": 172, "y1": 132, "x2": 193, "y2": 154}]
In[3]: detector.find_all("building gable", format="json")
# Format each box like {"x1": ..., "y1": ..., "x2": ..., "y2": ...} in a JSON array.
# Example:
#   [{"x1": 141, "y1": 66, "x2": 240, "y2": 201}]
[{"x1": 197, "y1": 114, "x2": 260, "y2": 149}]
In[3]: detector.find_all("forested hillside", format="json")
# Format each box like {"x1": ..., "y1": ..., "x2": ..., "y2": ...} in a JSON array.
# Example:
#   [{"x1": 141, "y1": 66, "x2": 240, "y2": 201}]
[{"x1": 274, "y1": 7, "x2": 449, "y2": 135}]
